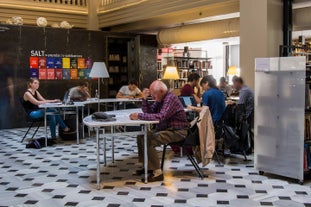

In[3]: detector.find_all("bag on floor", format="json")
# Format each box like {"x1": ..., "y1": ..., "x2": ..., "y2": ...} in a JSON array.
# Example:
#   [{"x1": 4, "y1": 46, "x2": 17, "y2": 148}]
[{"x1": 26, "y1": 137, "x2": 55, "y2": 149}]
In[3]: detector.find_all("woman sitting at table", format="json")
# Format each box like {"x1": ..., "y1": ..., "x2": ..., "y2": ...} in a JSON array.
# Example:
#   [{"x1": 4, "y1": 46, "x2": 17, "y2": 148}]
[{"x1": 23, "y1": 78, "x2": 69, "y2": 139}]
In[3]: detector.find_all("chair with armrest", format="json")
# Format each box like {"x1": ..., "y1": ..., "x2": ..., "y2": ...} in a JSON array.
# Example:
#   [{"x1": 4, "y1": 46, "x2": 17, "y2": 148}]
[{"x1": 19, "y1": 97, "x2": 43, "y2": 143}]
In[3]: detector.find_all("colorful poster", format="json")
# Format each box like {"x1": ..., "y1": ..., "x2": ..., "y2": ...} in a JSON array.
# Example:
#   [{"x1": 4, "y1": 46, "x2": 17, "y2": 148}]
[
  {"x1": 54, "y1": 58, "x2": 62, "y2": 69},
  {"x1": 46, "y1": 57, "x2": 55, "y2": 69},
  {"x1": 38, "y1": 57, "x2": 46, "y2": 69},
  {"x1": 78, "y1": 69, "x2": 85, "y2": 79},
  {"x1": 39, "y1": 69, "x2": 47, "y2": 80},
  {"x1": 70, "y1": 58, "x2": 78, "y2": 69},
  {"x1": 47, "y1": 69, "x2": 55, "y2": 80},
  {"x1": 62, "y1": 58, "x2": 70, "y2": 69},
  {"x1": 55, "y1": 69, "x2": 63, "y2": 80},
  {"x1": 62, "y1": 69, "x2": 70, "y2": 79},
  {"x1": 85, "y1": 57, "x2": 92, "y2": 69},
  {"x1": 78, "y1": 58, "x2": 86, "y2": 69},
  {"x1": 70, "y1": 69, "x2": 78, "y2": 79},
  {"x1": 29, "y1": 57, "x2": 39, "y2": 69},
  {"x1": 84, "y1": 69, "x2": 91, "y2": 79},
  {"x1": 30, "y1": 69, "x2": 38, "y2": 78}
]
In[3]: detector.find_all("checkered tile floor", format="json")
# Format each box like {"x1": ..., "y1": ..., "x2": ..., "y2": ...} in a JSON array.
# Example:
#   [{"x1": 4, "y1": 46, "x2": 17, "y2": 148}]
[{"x1": 0, "y1": 128, "x2": 310, "y2": 207}]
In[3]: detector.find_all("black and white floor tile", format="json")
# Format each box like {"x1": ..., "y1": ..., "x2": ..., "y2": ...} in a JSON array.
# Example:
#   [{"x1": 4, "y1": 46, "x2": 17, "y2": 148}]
[{"x1": 0, "y1": 127, "x2": 310, "y2": 207}]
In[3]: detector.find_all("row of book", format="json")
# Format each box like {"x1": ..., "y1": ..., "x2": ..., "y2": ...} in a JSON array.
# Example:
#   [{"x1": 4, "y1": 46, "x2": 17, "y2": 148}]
[
  {"x1": 304, "y1": 141, "x2": 311, "y2": 171},
  {"x1": 30, "y1": 68, "x2": 91, "y2": 80},
  {"x1": 175, "y1": 60, "x2": 212, "y2": 69},
  {"x1": 29, "y1": 57, "x2": 92, "y2": 69}
]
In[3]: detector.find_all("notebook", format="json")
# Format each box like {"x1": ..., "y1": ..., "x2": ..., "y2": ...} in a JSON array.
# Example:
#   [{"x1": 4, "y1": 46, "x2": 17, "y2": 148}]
[{"x1": 178, "y1": 96, "x2": 196, "y2": 108}]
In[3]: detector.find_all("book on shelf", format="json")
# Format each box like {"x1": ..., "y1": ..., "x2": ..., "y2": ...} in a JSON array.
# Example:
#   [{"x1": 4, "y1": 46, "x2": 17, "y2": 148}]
[
  {"x1": 306, "y1": 84, "x2": 311, "y2": 109},
  {"x1": 304, "y1": 143, "x2": 311, "y2": 171},
  {"x1": 305, "y1": 114, "x2": 311, "y2": 140}
]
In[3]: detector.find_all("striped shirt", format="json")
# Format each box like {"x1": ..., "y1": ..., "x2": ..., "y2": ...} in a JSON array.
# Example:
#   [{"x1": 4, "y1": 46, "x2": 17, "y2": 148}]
[{"x1": 138, "y1": 92, "x2": 189, "y2": 131}]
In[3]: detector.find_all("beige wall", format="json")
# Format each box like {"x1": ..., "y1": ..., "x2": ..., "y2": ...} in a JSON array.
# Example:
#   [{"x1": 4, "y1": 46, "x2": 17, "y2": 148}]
[{"x1": 240, "y1": 0, "x2": 283, "y2": 89}]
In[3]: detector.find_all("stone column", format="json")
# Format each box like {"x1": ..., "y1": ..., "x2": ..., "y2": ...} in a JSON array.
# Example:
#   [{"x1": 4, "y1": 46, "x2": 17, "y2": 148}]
[
  {"x1": 240, "y1": 0, "x2": 283, "y2": 89},
  {"x1": 87, "y1": 0, "x2": 99, "y2": 30}
]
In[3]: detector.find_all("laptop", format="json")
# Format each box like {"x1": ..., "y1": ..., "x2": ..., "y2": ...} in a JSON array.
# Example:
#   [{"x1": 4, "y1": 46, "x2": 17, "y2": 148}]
[{"x1": 178, "y1": 96, "x2": 196, "y2": 108}]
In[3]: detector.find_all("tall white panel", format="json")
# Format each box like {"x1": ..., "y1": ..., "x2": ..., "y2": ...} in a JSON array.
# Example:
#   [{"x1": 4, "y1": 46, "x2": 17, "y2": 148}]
[{"x1": 255, "y1": 57, "x2": 306, "y2": 182}]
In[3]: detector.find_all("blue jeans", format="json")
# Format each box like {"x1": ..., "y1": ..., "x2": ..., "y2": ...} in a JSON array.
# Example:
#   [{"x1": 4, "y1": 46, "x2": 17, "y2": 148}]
[{"x1": 29, "y1": 109, "x2": 67, "y2": 138}]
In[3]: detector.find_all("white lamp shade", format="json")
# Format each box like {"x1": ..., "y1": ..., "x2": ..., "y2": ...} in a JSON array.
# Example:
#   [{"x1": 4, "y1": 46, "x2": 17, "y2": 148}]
[
  {"x1": 89, "y1": 62, "x2": 109, "y2": 78},
  {"x1": 163, "y1": 66, "x2": 179, "y2": 80}
]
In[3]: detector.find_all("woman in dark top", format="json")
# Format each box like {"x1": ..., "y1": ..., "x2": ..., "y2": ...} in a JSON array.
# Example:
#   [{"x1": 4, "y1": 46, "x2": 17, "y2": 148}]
[{"x1": 23, "y1": 78, "x2": 69, "y2": 139}]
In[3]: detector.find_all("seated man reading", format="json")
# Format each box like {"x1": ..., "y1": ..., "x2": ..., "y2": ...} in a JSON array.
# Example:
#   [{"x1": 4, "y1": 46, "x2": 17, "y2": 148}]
[
  {"x1": 129, "y1": 80, "x2": 189, "y2": 182},
  {"x1": 116, "y1": 79, "x2": 143, "y2": 99}
]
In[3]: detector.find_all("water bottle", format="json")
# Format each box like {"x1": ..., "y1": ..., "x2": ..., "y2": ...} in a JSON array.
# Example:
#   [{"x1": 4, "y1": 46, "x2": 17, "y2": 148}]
[
  {"x1": 95, "y1": 89, "x2": 99, "y2": 100},
  {"x1": 66, "y1": 94, "x2": 71, "y2": 105}
]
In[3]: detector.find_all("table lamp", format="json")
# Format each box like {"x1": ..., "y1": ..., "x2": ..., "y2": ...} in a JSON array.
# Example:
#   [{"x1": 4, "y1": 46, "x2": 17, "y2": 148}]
[
  {"x1": 227, "y1": 65, "x2": 238, "y2": 85},
  {"x1": 89, "y1": 62, "x2": 109, "y2": 111},
  {"x1": 162, "y1": 66, "x2": 180, "y2": 90},
  {"x1": 227, "y1": 65, "x2": 238, "y2": 76}
]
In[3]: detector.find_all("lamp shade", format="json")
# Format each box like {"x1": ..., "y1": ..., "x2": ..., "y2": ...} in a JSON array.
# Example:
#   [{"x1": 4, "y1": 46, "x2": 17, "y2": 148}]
[
  {"x1": 162, "y1": 66, "x2": 180, "y2": 80},
  {"x1": 227, "y1": 66, "x2": 238, "y2": 75},
  {"x1": 89, "y1": 62, "x2": 109, "y2": 78}
]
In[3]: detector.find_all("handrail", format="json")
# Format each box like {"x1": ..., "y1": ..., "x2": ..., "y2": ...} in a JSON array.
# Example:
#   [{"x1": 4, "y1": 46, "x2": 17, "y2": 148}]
[
  {"x1": 99, "y1": 0, "x2": 147, "y2": 11},
  {"x1": 31, "y1": 0, "x2": 87, "y2": 7}
]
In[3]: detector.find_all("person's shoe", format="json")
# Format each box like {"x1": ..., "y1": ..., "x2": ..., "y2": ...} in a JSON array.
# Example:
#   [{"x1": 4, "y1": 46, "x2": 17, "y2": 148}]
[
  {"x1": 135, "y1": 168, "x2": 153, "y2": 176},
  {"x1": 141, "y1": 173, "x2": 164, "y2": 182},
  {"x1": 63, "y1": 127, "x2": 70, "y2": 132}
]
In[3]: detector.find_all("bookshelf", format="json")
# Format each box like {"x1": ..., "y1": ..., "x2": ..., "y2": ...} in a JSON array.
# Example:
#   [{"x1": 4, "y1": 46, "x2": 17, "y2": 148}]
[
  {"x1": 107, "y1": 37, "x2": 129, "y2": 98},
  {"x1": 254, "y1": 55, "x2": 310, "y2": 184},
  {"x1": 157, "y1": 48, "x2": 211, "y2": 92}
]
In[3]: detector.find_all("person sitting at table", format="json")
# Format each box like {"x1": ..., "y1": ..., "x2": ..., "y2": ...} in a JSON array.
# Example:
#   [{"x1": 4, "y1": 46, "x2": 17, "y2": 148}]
[
  {"x1": 129, "y1": 80, "x2": 189, "y2": 182},
  {"x1": 232, "y1": 76, "x2": 254, "y2": 128},
  {"x1": 68, "y1": 81, "x2": 91, "y2": 101},
  {"x1": 180, "y1": 73, "x2": 201, "y2": 104},
  {"x1": 23, "y1": 78, "x2": 70, "y2": 139},
  {"x1": 218, "y1": 77, "x2": 232, "y2": 98},
  {"x1": 116, "y1": 80, "x2": 144, "y2": 99},
  {"x1": 188, "y1": 75, "x2": 226, "y2": 124}
]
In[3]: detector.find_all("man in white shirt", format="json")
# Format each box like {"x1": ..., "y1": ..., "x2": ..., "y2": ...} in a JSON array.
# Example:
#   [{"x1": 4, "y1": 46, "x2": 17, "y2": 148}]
[{"x1": 116, "y1": 80, "x2": 143, "y2": 99}]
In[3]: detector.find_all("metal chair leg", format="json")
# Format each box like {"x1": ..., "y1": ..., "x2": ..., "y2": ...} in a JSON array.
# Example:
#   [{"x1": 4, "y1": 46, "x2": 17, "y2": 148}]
[
  {"x1": 21, "y1": 121, "x2": 35, "y2": 143},
  {"x1": 214, "y1": 150, "x2": 221, "y2": 165},
  {"x1": 186, "y1": 153, "x2": 204, "y2": 179},
  {"x1": 31, "y1": 122, "x2": 41, "y2": 139},
  {"x1": 161, "y1": 144, "x2": 168, "y2": 170}
]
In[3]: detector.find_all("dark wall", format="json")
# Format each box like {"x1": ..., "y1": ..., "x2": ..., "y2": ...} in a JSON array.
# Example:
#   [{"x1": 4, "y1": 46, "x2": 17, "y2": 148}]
[{"x1": 0, "y1": 25, "x2": 157, "y2": 129}]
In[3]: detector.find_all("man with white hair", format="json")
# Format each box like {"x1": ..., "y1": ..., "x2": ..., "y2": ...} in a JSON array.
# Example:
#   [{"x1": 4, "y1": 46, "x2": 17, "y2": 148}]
[{"x1": 130, "y1": 80, "x2": 189, "y2": 182}]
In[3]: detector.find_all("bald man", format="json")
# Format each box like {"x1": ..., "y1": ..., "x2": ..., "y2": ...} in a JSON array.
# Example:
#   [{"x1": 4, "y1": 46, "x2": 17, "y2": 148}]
[{"x1": 130, "y1": 80, "x2": 189, "y2": 182}]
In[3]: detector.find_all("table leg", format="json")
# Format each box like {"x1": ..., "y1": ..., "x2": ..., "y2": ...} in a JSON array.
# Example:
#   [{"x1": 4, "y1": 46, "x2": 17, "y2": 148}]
[
  {"x1": 96, "y1": 127, "x2": 100, "y2": 190},
  {"x1": 44, "y1": 108, "x2": 47, "y2": 147},
  {"x1": 82, "y1": 106, "x2": 85, "y2": 141},
  {"x1": 111, "y1": 126, "x2": 115, "y2": 163},
  {"x1": 103, "y1": 129, "x2": 107, "y2": 166},
  {"x1": 76, "y1": 106, "x2": 79, "y2": 144},
  {"x1": 143, "y1": 125, "x2": 148, "y2": 184}
]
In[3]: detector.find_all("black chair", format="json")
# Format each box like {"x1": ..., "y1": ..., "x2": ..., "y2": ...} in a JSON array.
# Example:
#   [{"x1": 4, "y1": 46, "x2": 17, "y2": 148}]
[
  {"x1": 160, "y1": 123, "x2": 205, "y2": 179},
  {"x1": 20, "y1": 97, "x2": 43, "y2": 143}
]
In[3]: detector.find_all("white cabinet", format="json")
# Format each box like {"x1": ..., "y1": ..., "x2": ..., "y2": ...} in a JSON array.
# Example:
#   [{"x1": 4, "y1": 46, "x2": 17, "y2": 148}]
[{"x1": 254, "y1": 56, "x2": 306, "y2": 183}]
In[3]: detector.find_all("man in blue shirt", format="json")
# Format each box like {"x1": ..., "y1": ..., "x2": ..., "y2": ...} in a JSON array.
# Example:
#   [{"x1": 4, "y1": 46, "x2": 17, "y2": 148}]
[{"x1": 200, "y1": 76, "x2": 226, "y2": 123}]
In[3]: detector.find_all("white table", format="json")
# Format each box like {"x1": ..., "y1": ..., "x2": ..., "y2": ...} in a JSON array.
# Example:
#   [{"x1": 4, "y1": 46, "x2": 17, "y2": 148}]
[
  {"x1": 83, "y1": 108, "x2": 159, "y2": 189},
  {"x1": 39, "y1": 102, "x2": 85, "y2": 146},
  {"x1": 83, "y1": 98, "x2": 143, "y2": 111}
]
